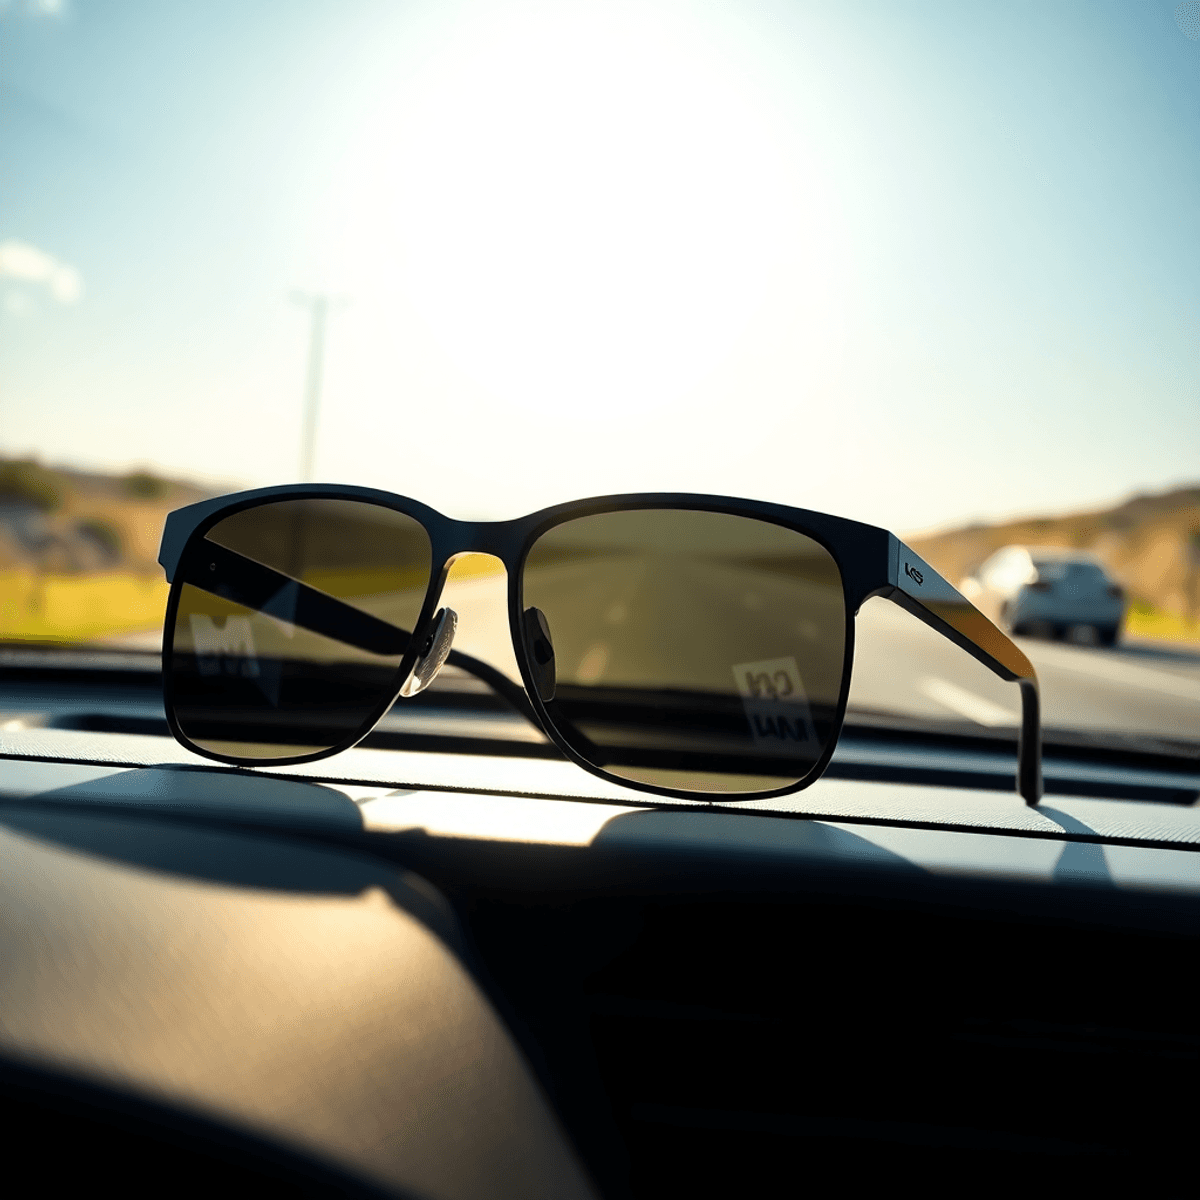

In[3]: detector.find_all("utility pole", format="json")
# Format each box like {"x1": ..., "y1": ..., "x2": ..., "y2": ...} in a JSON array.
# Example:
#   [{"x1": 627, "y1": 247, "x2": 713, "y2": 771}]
[{"x1": 292, "y1": 292, "x2": 330, "y2": 482}]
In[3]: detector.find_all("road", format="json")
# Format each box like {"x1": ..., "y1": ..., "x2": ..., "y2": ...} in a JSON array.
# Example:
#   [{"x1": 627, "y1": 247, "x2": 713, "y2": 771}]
[{"x1": 849, "y1": 598, "x2": 1200, "y2": 743}]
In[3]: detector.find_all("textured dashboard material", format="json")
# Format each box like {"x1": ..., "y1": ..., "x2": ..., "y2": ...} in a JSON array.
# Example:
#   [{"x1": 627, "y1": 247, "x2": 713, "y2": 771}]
[
  {"x1": 2, "y1": 743, "x2": 1199, "y2": 1199},
  {"x1": 0, "y1": 808, "x2": 598, "y2": 1200}
]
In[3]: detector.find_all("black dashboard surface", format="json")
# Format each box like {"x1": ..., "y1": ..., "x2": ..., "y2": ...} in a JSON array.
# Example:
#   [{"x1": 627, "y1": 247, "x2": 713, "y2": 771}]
[{"x1": 2, "y1": 719, "x2": 1199, "y2": 1199}]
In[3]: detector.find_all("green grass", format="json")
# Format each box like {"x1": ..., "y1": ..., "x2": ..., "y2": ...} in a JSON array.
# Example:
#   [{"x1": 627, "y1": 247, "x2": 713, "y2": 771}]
[
  {"x1": 0, "y1": 570, "x2": 169, "y2": 643},
  {"x1": 1125, "y1": 601, "x2": 1200, "y2": 644}
]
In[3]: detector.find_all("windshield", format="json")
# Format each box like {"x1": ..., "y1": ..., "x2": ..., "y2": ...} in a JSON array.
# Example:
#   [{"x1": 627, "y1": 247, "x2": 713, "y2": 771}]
[{"x1": 2, "y1": 0, "x2": 1197, "y2": 753}]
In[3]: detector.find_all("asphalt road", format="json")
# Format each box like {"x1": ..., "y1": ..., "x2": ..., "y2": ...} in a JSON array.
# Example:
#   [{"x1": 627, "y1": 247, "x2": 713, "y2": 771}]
[{"x1": 849, "y1": 598, "x2": 1200, "y2": 743}]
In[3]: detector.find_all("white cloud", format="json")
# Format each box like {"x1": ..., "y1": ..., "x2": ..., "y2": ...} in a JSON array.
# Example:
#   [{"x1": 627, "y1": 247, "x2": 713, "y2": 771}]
[{"x1": 0, "y1": 240, "x2": 83, "y2": 303}]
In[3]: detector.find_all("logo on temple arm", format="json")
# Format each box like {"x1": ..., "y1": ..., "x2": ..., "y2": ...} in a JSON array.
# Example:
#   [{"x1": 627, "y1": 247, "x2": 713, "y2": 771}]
[{"x1": 904, "y1": 562, "x2": 924, "y2": 585}]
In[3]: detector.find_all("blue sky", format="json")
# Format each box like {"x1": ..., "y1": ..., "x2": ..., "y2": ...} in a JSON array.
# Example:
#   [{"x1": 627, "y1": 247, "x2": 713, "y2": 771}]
[{"x1": 1, "y1": 0, "x2": 1197, "y2": 531}]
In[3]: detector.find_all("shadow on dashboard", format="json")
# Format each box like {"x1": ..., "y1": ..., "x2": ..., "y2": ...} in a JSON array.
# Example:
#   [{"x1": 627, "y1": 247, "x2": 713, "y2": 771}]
[
  {"x1": 0, "y1": 797, "x2": 462, "y2": 952},
  {"x1": 590, "y1": 806, "x2": 926, "y2": 872},
  {"x1": 1037, "y1": 805, "x2": 1115, "y2": 887},
  {"x1": 0, "y1": 1056, "x2": 418, "y2": 1200},
  {"x1": 23, "y1": 762, "x2": 368, "y2": 832}
]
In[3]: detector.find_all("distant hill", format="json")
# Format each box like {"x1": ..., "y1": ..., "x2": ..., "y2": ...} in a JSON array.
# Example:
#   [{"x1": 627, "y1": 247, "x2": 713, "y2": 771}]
[
  {"x1": 908, "y1": 484, "x2": 1200, "y2": 621},
  {"x1": 0, "y1": 458, "x2": 216, "y2": 575}
]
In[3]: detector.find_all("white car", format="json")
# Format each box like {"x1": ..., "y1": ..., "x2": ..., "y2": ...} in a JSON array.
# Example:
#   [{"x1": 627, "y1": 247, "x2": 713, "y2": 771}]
[{"x1": 962, "y1": 546, "x2": 1126, "y2": 646}]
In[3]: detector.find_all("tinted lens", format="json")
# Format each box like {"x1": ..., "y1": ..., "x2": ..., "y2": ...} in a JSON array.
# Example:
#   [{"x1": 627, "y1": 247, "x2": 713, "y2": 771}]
[
  {"x1": 168, "y1": 498, "x2": 431, "y2": 760},
  {"x1": 522, "y1": 509, "x2": 846, "y2": 794}
]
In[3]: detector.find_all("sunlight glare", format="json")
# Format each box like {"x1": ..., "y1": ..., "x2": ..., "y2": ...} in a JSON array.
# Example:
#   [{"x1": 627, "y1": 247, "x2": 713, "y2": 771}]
[{"x1": 315, "y1": 2, "x2": 842, "y2": 417}]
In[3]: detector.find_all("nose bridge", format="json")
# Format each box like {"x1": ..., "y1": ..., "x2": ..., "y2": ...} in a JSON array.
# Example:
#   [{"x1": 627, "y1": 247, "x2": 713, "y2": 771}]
[{"x1": 435, "y1": 517, "x2": 525, "y2": 568}]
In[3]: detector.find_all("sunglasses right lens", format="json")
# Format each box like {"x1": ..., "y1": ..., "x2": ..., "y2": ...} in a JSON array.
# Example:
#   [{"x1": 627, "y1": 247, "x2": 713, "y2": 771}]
[
  {"x1": 522, "y1": 508, "x2": 847, "y2": 794},
  {"x1": 168, "y1": 497, "x2": 432, "y2": 760}
]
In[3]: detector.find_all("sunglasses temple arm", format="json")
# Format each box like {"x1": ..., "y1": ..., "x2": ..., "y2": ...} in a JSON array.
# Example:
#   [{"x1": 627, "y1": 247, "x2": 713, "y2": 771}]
[
  {"x1": 173, "y1": 545, "x2": 545, "y2": 731},
  {"x1": 883, "y1": 536, "x2": 1043, "y2": 805}
]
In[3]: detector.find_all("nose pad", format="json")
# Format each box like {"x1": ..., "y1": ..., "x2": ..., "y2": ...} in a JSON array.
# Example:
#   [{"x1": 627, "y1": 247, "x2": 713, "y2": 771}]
[
  {"x1": 523, "y1": 607, "x2": 556, "y2": 703},
  {"x1": 399, "y1": 607, "x2": 458, "y2": 698}
]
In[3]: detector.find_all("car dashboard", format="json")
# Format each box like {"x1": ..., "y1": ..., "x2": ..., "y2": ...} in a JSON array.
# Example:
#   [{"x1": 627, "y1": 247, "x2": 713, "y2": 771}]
[{"x1": 1, "y1": 652, "x2": 1199, "y2": 1199}]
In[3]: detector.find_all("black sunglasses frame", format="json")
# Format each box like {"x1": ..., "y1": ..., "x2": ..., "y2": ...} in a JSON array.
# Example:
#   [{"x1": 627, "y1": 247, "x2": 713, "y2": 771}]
[{"x1": 159, "y1": 485, "x2": 1042, "y2": 806}]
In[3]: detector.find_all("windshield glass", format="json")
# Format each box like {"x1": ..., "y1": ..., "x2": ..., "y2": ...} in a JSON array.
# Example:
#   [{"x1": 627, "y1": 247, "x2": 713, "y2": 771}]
[{"x1": 2, "y1": 0, "x2": 1197, "y2": 751}]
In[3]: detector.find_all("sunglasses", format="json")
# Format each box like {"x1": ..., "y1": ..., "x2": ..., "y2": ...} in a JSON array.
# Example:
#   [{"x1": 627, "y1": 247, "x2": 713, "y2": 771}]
[{"x1": 157, "y1": 486, "x2": 1042, "y2": 806}]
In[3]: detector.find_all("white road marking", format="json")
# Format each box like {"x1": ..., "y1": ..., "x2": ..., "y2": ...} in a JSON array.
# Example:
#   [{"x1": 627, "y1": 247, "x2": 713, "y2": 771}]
[
  {"x1": 1024, "y1": 643, "x2": 1200, "y2": 702},
  {"x1": 919, "y1": 677, "x2": 1017, "y2": 727}
]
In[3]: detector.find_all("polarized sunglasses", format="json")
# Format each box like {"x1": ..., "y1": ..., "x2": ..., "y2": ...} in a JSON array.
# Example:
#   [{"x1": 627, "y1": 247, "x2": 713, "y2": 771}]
[{"x1": 157, "y1": 487, "x2": 1042, "y2": 806}]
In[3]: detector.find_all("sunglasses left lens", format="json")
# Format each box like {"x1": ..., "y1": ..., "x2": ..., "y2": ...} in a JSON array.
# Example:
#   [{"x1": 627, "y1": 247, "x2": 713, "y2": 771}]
[{"x1": 167, "y1": 498, "x2": 432, "y2": 760}]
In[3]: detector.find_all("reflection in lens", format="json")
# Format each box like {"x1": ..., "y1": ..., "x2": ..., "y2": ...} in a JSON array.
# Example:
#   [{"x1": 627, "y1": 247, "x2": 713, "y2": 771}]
[
  {"x1": 522, "y1": 509, "x2": 846, "y2": 794},
  {"x1": 169, "y1": 498, "x2": 431, "y2": 759}
]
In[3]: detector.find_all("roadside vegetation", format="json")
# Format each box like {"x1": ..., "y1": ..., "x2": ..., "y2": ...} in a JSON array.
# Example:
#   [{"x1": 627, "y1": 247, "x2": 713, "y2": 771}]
[
  {"x1": 0, "y1": 570, "x2": 170, "y2": 643},
  {"x1": 0, "y1": 457, "x2": 212, "y2": 644},
  {"x1": 1124, "y1": 601, "x2": 1200, "y2": 645}
]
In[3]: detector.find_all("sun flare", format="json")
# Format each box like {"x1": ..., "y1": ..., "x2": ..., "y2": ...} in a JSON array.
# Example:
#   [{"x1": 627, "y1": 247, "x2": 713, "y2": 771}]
[{"x1": 313, "y1": 3, "x2": 844, "y2": 414}]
